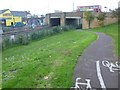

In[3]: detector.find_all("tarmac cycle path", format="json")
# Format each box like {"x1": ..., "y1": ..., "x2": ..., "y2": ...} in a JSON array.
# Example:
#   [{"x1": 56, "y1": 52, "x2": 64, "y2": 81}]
[{"x1": 73, "y1": 32, "x2": 119, "y2": 89}]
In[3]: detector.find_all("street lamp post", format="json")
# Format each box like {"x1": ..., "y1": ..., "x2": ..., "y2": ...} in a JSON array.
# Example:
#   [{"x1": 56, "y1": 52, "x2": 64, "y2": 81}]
[
  {"x1": 48, "y1": 0, "x2": 50, "y2": 13},
  {"x1": 110, "y1": 0, "x2": 111, "y2": 11}
]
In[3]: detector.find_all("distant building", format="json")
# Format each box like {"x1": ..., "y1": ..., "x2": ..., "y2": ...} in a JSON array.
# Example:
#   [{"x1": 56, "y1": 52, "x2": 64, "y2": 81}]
[
  {"x1": 77, "y1": 5, "x2": 101, "y2": 12},
  {"x1": 11, "y1": 11, "x2": 27, "y2": 18},
  {"x1": 11, "y1": 11, "x2": 31, "y2": 23},
  {"x1": 0, "y1": 9, "x2": 17, "y2": 26},
  {"x1": 0, "y1": 9, "x2": 31, "y2": 27}
]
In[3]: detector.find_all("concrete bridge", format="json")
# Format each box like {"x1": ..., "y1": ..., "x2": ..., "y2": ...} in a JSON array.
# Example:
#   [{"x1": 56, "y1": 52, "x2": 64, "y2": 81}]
[
  {"x1": 45, "y1": 12, "x2": 83, "y2": 29},
  {"x1": 45, "y1": 12, "x2": 117, "y2": 29}
]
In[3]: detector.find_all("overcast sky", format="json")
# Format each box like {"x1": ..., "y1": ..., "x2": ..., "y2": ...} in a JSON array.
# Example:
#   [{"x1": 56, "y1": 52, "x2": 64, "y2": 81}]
[{"x1": 0, "y1": 0, "x2": 119, "y2": 15}]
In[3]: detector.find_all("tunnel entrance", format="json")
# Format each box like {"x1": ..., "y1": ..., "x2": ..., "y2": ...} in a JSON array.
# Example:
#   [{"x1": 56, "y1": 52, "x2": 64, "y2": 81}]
[
  {"x1": 50, "y1": 18, "x2": 60, "y2": 26},
  {"x1": 65, "y1": 18, "x2": 82, "y2": 29}
]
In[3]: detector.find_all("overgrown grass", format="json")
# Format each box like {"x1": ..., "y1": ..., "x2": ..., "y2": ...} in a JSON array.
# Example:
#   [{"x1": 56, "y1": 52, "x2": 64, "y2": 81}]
[
  {"x1": 92, "y1": 23, "x2": 119, "y2": 58},
  {"x1": 2, "y1": 30, "x2": 97, "y2": 88},
  {"x1": 2, "y1": 26, "x2": 73, "y2": 50}
]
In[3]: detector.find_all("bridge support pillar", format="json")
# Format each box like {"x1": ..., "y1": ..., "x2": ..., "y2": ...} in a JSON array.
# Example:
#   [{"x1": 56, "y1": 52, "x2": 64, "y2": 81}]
[
  {"x1": 60, "y1": 13, "x2": 66, "y2": 26},
  {"x1": 45, "y1": 14, "x2": 51, "y2": 26}
]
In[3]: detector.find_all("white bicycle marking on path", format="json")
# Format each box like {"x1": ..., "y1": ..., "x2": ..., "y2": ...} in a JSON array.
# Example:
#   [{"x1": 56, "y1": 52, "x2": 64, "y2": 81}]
[
  {"x1": 73, "y1": 60, "x2": 119, "y2": 89},
  {"x1": 102, "y1": 60, "x2": 120, "y2": 72},
  {"x1": 71, "y1": 78, "x2": 91, "y2": 89}
]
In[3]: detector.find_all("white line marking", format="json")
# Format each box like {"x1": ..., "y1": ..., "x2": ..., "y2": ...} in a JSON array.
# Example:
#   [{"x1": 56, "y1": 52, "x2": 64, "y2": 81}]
[
  {"x1": 71, "y1": 77, "x2": 91, "y2": 89},
  {"x1": 96, "y1": 61, "x2": 106, "y2": 88}
]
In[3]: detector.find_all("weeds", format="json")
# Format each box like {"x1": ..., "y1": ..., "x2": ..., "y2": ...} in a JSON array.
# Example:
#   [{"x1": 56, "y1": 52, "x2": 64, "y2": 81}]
[{"x1": 2, "y1": 26, "x2": 74, "y2": 50}]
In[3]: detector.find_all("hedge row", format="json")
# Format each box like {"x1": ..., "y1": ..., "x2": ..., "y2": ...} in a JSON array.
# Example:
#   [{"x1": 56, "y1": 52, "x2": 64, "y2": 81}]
[{"x1": 2, "y1": 25, "x2": 75, "y2": 50}]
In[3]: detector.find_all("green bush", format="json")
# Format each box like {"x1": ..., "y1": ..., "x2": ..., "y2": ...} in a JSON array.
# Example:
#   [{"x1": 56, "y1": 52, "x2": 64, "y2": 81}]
[
  {"x1": 38, "y1": 30, "x2": 44, "y2": 38},
  {"x1": 46, "y1": 29, "x2": 54, "y2": 36},
  {"x1": 61, "y1": 25, "x2": 75, "y2": 31},
  {"x1": 2, "y1": 37, "x2": 13, "y2": 50},
  {"x1": 52, "y1": 26, "x2": 61, "y2": 33},
  {"x1": 30, "y1": 30, "x2": 48, "y2": 40},
  {"x1": 31, "y1": 32, "x2": 39, "y2": 40},
  {"x1": 41, "y1": 30, "x2": 48, "y2": 37},
  {"x1": 62, "y1": 26, "x2": 69, "y2": 31},
  {"x1": 96, "y1": 12, "x2": 106, "y2": 27},
  {"x1": 17, "y1": 34, "x2": 30, "y2": 45},
  {"x1": 2, "y1": 38, "x2": 9, "y2": 50},
  {"x1": 22, "y1": 34, "x2": 30, "y2": 45},
  {"x1": 2, "y1": 26, "x2": 74, "y2": 50}
]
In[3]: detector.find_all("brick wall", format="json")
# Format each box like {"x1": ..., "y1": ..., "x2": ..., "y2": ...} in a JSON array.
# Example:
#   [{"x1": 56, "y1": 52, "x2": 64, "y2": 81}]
[{"x1": 82, "y1": 12, "x2": 118, "y2": 29}]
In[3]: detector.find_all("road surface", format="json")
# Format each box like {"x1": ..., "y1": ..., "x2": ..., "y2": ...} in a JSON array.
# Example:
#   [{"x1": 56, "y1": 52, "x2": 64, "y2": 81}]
[{"x1": 73, "y1": 32, "x2": 119, "y2": 89}]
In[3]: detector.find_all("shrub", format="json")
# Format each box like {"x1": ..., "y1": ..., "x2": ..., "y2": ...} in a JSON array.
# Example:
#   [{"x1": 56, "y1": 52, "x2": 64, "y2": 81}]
[
  {"x1": 30, "y1": 30, "x2": 48, "y2": 40},
  {"x1": 96, "y1": 12, "x2": 106, "y2": 27},
  {"x1": 42, "y1": 30, "x2": 48, "y2": 36},
  {"x1": 22, "y1": 34, "x2": 30, "y2": 45},
  {"x1": 31, "y1": 32, "x2": 39, "y2": 40},
  {"x1": 31, "y1": 31, "x2": 43, "y2": 40},
  {"x1": 2, "y1": 37, "x2": 14, "y2": 50},
  {"x1": 17, "y1": 34, "x2": 30, "y2": 45},
  {"x1": 61, "y1": 25, "x2": 75, "y2": 31},
  {"x1": 2, "y1": 37, "x2": 11, "y2": 50},
  {"x1": 62, "y1": 26, "x2": 69, "y2": 31},
  {"x1": 46, "y1": 29, "x2": 54, "y2": 36},
  {"x1": 2, "y1": 26, "x2": 73, "y2": 50},
  {"x1": 40, "y1": 30, "x2": 46, "y2": 37},
  {"x1": 52, "y1": 26, "x2": 61, "y2": 33}
]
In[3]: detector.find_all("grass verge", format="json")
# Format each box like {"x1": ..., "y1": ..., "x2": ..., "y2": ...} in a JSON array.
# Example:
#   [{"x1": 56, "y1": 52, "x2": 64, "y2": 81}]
[{"x1": 2, "y1": 30, "x2": 97, "y2": 88}]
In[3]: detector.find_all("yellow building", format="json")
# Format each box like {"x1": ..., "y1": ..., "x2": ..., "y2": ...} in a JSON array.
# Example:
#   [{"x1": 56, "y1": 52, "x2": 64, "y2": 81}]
[{"x1": 0, "y1": 9, "x2": 22, "y2": 26}]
